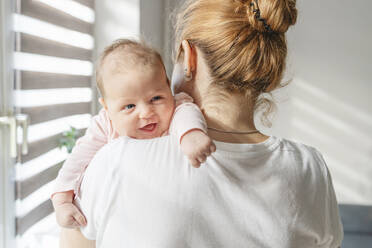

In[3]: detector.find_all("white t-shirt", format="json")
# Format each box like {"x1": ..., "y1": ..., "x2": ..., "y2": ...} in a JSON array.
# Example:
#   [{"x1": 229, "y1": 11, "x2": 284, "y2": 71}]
[{"x1": 77, "y1": 135, "x2": 343, "y2": 248}]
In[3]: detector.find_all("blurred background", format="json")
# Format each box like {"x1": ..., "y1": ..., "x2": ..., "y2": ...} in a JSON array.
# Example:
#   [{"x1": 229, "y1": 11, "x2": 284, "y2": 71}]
[{"x1": 0, "y1": 0, "x2": 371, "y2": 247}]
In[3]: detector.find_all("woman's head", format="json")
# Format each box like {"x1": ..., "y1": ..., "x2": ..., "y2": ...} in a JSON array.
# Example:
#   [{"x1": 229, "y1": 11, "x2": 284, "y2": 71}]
[{"x1": 173, "y1": 0, "x2": 297, "y2": 127}]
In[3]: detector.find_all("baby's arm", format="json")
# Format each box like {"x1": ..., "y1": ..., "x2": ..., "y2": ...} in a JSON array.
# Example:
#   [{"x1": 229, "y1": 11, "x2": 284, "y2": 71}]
[
  {"x1": 52, "y1": 109, "x2": 115, "y2": 228},
  {"x1": 170, "y1": 93, "x2": 216, "y2": 168}
]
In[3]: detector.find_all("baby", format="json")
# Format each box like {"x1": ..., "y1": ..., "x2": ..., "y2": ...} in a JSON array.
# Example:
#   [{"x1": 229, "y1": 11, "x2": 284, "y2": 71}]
[{"x1": 51, "y1": 39, "x2": 215, "y2": 228}]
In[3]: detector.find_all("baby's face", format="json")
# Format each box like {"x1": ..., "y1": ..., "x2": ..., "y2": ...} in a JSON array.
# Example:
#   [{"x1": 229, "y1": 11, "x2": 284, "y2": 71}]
[{"x1": 101, "y1": 62, "x2": 175, "y2": 139}]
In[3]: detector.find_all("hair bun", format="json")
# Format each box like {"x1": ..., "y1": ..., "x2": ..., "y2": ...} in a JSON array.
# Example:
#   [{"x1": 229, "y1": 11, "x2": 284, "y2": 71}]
[{"x1": 238, "y1": 0, "x2": 297, "y2": 33}]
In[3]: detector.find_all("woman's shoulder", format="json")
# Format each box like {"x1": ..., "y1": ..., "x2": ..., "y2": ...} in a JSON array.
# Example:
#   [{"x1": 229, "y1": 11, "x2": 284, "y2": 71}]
[
  {"x1": 278, "y1": 136, "x2": 320, "y2": 154},
  {"x1": 102, "y1": 135, "x2": 180, "y2": 161},
  {"x1": 278, "y1": 137, "x2": 325, "y2": 165},
  {"x1": 278, "y1": 138, "x2": 323, "y2": 162},
  {"x1": 277, "y1": 137, "x2": 330, "y2": 186}
]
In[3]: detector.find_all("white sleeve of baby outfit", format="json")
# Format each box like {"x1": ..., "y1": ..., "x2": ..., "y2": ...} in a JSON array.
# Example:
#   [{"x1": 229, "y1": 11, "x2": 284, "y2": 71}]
[
  {"x1": 315, "y1": 151, "x2": 344, "y2": 248},
  {"x1": 52, "y1": 109, "x2": 114, "y2": 197},
  {"x1": 169, "y1": 92, "x2": 208, "y2": 143}
]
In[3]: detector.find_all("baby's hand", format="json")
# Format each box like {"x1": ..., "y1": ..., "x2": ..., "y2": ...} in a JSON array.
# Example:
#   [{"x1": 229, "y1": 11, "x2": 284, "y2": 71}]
[
  {"x1": 55, "y1": 202, "x2": 87, "y2": 228},
  {"x1": 180, "y1": 129, "x2": 216, "y2": 168},
  {"x1": 52, "y1": 191, "x2": 87, "y2": 228}
]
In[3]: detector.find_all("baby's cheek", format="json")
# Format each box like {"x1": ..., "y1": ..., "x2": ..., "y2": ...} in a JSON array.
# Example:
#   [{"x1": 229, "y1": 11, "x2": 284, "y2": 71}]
[
  {"x1": 165, "y1": 105, "x2": 175, "y2": 126},
  {"x1": 112, "y1": 118, "x2": 129, "y2": 136}
]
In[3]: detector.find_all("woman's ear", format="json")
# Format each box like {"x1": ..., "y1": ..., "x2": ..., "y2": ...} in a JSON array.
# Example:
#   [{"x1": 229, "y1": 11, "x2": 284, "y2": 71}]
[
  {"x1": 171, "y1": 62, "x2": 185, "y2": 94},
  {"x1": 99, "y1": 97, "x2": 108, "y2": 110},
  {"x1": 181, "y1": 40, "x2": 196, "y2": 80}
]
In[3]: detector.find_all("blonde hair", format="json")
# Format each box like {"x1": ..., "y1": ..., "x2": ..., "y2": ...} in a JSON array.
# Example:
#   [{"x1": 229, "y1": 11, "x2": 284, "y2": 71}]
[
  {"x1": 96, "y1": 39, "x2": 163, "y2": 98},
  {"x1": 174, "y1": 0, "x2": 297, "y2": 127}
]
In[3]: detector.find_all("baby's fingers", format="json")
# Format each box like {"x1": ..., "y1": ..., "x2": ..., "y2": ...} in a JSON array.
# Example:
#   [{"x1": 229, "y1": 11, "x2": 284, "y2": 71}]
[
  {"x1": 73, "y1": 210, "x2": 87, "y2": 226},
  {"x1": 68, "y1": 220, "x2": 82, "y2": 228},
  {"x1": 210, "y1": 142, "x2": 216, "y2": 153},
  {"x1": 197, "y1": 154, "x2": 207, "y2": 164},
  {"x1": 189, "y1": 158, "x2": 201, "y2": 168},
  {"x1": 202, "y1": 149, "x2": 211, "y2": 157}
]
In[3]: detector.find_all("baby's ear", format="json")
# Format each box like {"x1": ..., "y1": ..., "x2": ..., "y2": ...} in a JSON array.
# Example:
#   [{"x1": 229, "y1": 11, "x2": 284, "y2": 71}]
[{"x1": 99, "y1": 97, "x2": 108, "y2": 110}]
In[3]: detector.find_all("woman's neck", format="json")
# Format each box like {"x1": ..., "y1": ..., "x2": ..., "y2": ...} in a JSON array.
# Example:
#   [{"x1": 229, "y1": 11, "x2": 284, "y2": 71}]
[
  {"x1": 187, "y1": 48, "x2": 269, "y2": 144},
  {"x1": 199, "y1": 90, "x2": 269, "y2": 144}
]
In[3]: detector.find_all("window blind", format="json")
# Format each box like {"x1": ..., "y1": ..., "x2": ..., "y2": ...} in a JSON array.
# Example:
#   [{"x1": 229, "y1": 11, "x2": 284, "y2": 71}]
[{"x1": 13, "y1": 0, "x2": 95, "y2": 235}]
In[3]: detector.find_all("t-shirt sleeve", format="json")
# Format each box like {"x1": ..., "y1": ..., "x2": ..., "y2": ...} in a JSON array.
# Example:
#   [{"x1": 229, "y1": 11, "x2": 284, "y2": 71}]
[
  {"x1": 76, "y1": 144, "x2": 111, "y2": 240},
  {"x1": 169, "y1": 92, "x2": 208, "y2": 143},
  {"x1": 315, "y1": 151, "x2": 344, "y2": 248}
]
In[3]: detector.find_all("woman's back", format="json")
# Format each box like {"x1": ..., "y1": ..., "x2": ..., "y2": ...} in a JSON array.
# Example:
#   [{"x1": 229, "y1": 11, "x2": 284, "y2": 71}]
[{"x1": 78, "y1": 135, "x2": 343, "y2": 248}]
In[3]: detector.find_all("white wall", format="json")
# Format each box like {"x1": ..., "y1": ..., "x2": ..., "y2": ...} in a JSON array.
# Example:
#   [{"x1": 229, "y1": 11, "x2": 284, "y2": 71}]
[
  {"x1": 94, "y1": 0, "x2": 140, "y2": 55},
  {"x1": 94, "y1": 0, "x2": 372, "y2": 205},
  {"x1": 139, "y1": 0, "x2": 164, "y2": 55},
  {"x1": 140, "y1": 0, "x2": 179, "y2": 77}
]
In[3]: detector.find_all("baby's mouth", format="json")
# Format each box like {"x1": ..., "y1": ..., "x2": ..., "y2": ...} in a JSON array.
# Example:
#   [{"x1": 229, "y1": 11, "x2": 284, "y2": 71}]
[{"x1": 139, "y1": 123, "x2": 157, "y2": 132}]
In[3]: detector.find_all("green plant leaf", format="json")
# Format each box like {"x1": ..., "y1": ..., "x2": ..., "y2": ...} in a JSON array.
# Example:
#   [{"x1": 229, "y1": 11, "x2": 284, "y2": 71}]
[{"x1": 58, "y1": 126, "x2": 80, "y2": 154}]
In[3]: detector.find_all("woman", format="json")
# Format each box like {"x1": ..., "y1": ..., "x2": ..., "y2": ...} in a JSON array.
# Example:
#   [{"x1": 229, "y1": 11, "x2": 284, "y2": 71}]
[{"x1": 61, "y1": 0, "x2": 343, "y2": 247}]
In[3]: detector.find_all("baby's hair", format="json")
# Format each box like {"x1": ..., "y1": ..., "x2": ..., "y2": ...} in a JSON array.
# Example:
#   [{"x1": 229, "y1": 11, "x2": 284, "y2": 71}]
[
  {"x1": 174, "y1": 0, "x2": 297, "y2": 127},
  {"x1": 96, "y1": 39, "x2": 164, "y2": 98}
]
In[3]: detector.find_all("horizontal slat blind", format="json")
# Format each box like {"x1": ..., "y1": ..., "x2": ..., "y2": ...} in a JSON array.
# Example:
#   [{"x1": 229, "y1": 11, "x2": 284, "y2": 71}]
[
  {"x1": 19, "y1": 128, "x2": 86, "y2": 164},
  {"x1": 16, "y1": 199, "x2": 54, "y2": 236},
  {"x1": 21, "y1": 102, "x2": 91, "y2": 125},
  {"x1": 16, "y1": 161, "x2": 63, "y2": 200},
  {"x1": 18, "y1": 33, "x2": 92, "y2": 61},
  {"x1": 20, "y1": 0, "x2": 93, "y2": 34},
  {"x1": 75, "y1": 0, "x2": 95, "y2": 9},
  {"x1": 18, "y1": 71, "x2": 91, "y2": 90},
  {"x1": 14, "y1": 0, "x2": 95, "y2": 235}
]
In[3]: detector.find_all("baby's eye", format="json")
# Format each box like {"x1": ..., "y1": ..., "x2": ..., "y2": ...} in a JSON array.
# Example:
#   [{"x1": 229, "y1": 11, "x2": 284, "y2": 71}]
[
  {"x1": 151, "y1": 96, "x2": 162, "y2": 102},
  {"x1": 124, "y1": 104, "x2": 135, "y2": 110}
]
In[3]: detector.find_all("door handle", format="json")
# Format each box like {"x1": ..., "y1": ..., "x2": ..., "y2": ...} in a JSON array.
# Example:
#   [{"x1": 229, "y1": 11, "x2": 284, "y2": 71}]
[
  {"x1": 16, "y1": 114, "x2": 29, "y2": 155},
  {"x1": 0, "y1": 115, "x2": 17, "y2": 158},
  {"x1": 0, "y1": 114, "x2": 29, "y2": 158}
]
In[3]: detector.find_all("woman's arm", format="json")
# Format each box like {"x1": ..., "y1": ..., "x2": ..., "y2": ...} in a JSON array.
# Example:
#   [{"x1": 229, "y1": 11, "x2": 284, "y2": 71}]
[{"x1": 60, "y1": 228, "x2": 95, "y2": 248}]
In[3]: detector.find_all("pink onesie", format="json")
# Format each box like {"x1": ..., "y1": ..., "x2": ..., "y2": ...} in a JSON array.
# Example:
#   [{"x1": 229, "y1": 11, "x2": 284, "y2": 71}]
[{"x1": 52, "y1": 92, "x2": 207, "y2": 196}]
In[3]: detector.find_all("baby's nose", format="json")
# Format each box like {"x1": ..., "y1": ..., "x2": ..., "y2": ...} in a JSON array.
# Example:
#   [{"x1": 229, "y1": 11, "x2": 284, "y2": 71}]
[{"x1": 139, "y1": 105, "x2": 155, "y2": 119}]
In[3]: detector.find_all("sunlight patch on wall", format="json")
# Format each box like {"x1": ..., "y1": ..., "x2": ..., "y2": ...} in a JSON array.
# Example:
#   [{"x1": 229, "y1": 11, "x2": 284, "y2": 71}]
[
  {"x1": 291, "y1": 117, "x2": 371, "y2": 171},
  {"x1": 294, "y1": 78, "x2": 372, "y2": 128},
  {"x1": 291, "y1": 97, "x2": 370, "y2": 149}
]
